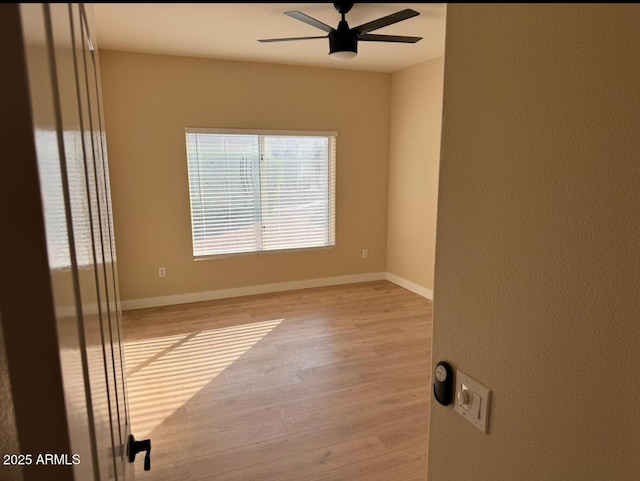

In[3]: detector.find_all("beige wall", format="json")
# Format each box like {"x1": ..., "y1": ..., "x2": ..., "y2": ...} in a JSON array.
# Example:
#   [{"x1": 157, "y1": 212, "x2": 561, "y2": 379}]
[
  {"x1": 387, "y1": 58, "x2": 443, "y2": 292},
  {"x1": 430, "y1": 4, "x2": 640, "y2": 480},
  {"x1": 100, "y1": 51, "x2": 390, "y2": 301}
]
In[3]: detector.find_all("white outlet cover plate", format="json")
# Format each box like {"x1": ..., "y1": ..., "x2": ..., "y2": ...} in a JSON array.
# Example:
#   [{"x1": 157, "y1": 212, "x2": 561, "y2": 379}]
[{"x1": 454, "y1": 369, "x2": 491, "y2": 434}]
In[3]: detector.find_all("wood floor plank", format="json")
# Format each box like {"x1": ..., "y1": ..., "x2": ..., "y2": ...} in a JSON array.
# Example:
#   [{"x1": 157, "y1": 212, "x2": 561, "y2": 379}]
[
  {"x1": 183, "y1": 425, "x2": 386, "y2": 479},
  {"x1": 123, "y1": 281, "x2": 432, "y2": 480},
  {"x1": 281, "y1": 386, "x2": 429, "y2": 436},
  {"x1": 199, "y1": 435, "x2": 388, "y2": 481},
  {"x1": 223, "y1": 343, "x2": 380, "y2": 384},
  {"x1": 214, "y1": 383, "x2": 387, "y2": 432},
  {"x1": 376, "y1": 412, "x2": 430, "y2": 455},
  {"x1": 150, "y1": 419, "x2": 289, "y2": 469},
  {"x1": 294, "y1": 450, "x2": 425, "y2": 481}
]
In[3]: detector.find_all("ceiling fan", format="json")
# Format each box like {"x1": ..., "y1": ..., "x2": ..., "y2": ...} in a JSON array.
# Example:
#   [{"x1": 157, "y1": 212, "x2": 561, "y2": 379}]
[{"x1": 258, "y1": 2, "x2": 422, "y2": 60}]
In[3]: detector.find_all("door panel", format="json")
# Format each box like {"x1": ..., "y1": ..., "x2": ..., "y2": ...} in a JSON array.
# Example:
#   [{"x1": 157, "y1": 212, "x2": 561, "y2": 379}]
[
  {"x1": 74, "y1": 5, "x2": 123, "y2": 478},
  {"x1": 80, "y1": 4, "x2": 133, "y2": 476},
  {"x1": 86, "y1": 9, "x2": 132, "y2": 440},
  {"x1": 21, "y1": 3, "x2": 97, "y2": 479},
  {"x1": 19, "y1": 4, "x2": 134, "y2": 480},
  {"x1": 78, "y1": 5, "x2": 131, "y2": 476},
  {"x1": 68, "y1": 4, "x2": 122, "y2": 479}
]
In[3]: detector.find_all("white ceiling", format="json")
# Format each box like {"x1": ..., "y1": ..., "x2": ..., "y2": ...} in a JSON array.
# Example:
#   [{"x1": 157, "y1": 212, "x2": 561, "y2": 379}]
[{"x1": 93, "y1": 3, "x2": 446, "y2": 73}]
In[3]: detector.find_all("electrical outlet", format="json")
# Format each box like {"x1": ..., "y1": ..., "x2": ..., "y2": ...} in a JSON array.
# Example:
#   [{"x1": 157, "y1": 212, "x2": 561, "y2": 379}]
[
  {"x1": 362, "y1": 249, "x2": 368, "y2": 259},
  {"x1": 159, "y1": 267, "x2": 166, "y2": 278}
]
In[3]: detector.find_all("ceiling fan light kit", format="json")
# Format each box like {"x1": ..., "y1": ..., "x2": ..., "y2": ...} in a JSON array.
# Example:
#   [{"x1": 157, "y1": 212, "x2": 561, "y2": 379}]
[
  {"x1": 330, "y1": 50, "x2": 357, "y2": 60},
  {"x1": 258, "y1": 1, "x2": 422, "y2": 60}
]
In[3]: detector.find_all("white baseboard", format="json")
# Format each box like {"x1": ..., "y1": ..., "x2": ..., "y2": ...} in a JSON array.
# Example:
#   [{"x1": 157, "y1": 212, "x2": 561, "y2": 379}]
[
  {"x1": 121, "y1": 272, "x2": 387, "y2": 311},
  {"x1": 385, "y1": 273, "x2": 433, "y2": 300}
]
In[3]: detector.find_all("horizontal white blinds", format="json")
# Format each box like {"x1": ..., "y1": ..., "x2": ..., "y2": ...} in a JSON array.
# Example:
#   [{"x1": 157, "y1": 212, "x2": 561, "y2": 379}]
[{"x1": 186, "y1": 130, "x2": 336, "y2": 257}]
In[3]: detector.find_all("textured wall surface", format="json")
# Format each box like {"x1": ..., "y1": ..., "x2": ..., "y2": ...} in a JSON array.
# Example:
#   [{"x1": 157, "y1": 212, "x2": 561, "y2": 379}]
[
  {"x1": 387, "y1": 57, "x2": 444, "y2": 291},
  {"x1": 429, "y1": 4, "x2": 640, "y2": 480},
  {"x1": 101, "y1": 51, "x2": 390, "y2": 301}
]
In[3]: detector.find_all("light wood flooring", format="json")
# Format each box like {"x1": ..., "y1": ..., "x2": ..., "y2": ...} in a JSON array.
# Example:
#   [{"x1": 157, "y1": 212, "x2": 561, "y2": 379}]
[{"x1": 123, "y1": 280, "x2": 432, "y2": 481}]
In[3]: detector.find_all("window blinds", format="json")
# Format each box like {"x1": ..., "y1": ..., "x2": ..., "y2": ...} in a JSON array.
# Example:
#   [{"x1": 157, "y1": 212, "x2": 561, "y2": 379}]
[{"x1": 185, "y1": 129, "x2": 336, "y2": 258}]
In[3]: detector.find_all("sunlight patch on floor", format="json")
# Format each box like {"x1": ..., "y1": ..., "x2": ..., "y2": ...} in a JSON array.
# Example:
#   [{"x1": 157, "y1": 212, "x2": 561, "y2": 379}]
[{"x1": 124, "y1": 318, "x2": 283, "y2": 437}]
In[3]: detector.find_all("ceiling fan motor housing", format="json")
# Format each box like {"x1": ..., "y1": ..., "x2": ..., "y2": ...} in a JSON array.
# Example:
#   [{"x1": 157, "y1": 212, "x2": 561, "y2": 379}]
[
  {"x1": 329, "y1": 31, "x2": 357, "y2": 55},
  {"x1": 329, "y1": 20, "x2": 357, "y2": 55}
]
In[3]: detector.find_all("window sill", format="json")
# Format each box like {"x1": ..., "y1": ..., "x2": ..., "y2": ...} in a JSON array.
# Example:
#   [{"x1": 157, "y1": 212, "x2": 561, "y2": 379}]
[{"x1": 193, "y1": 244, "x2": 335, "y2": 261}]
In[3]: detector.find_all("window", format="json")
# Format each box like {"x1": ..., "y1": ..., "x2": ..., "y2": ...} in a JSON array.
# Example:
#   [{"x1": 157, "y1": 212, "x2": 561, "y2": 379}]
[{"x1": 185, "y1": 128, "x2": 337, "y2": 258}]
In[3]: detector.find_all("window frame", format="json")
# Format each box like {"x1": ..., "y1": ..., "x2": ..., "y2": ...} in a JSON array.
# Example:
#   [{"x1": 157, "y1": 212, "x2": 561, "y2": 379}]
[{"x1": 185, "y1": 127, "x2": 338, "y2": 260}]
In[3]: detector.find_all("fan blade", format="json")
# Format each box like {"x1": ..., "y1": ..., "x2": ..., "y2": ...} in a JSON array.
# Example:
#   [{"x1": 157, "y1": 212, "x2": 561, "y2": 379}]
[
  {"x1": 258, "y1": 36, "x2": 327, "y2": 43},
  {"x1": 358, "y1": 33, "x2": 422, "y2": 43},
  {"x1": 354, "y1": 9, "x2": 420, "y2": 35},
  {"x1": 285, "y1": 11, "x2": 334, "y2": 33}
]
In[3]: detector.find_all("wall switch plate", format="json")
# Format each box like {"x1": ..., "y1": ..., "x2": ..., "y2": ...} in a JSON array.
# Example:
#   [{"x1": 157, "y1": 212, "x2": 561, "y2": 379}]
[
  {"x1": 362, "y1": 249, "x2": 368, "y2": 259},
  {"x1": 454, "y1": 369, "x2": 491, "y2": 434}
]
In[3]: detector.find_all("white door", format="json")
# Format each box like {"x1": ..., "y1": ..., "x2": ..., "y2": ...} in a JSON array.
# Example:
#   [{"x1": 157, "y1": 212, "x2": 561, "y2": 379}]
[{"x1": 18, "y1": 3, "x2": 141, "y2": 479}]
